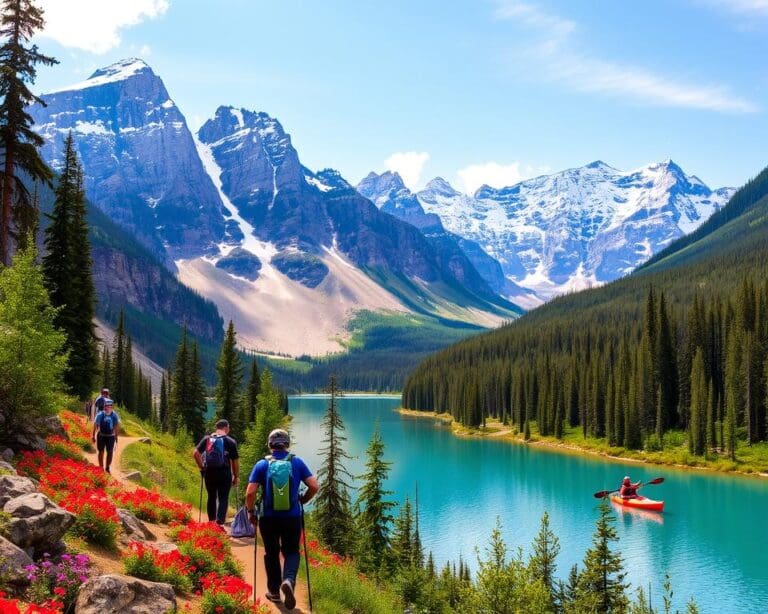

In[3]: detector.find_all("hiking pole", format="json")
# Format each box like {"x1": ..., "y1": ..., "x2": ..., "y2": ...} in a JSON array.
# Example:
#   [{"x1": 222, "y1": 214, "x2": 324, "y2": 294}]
[
  {"x1": 253, "y1": 505, "x2": 260, "y2": 604},
  {"x1": 198, "y1": 471, "x2": 204, "y2": 523},
  {"x1": 301, "y1": 502, "x2": 313, "y2": 612}
]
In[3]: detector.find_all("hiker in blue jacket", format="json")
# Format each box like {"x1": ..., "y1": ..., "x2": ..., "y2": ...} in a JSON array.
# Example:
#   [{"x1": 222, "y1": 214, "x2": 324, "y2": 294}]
[
  {"x1": 193, "y1": 419, "x2": 240, "y2": 525},
  {"x1": 245, "y1": 429, "x2": 319, "y2": 610},
  {"x1": 91, "y1": 398, "x2": 120, "y2": 473}
]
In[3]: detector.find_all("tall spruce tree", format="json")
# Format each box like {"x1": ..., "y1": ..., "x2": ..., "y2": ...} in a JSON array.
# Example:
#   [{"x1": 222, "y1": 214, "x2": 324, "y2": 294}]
[
  {"x1": 188, "y1": 341, "x2": 208, "y2": 440},
  {"x1": 159, "y1": 372, "x2": 169, "y2": 431},
  {"x1": 244, "y1": 358, "x2": 260, "y2": 425},
  {"x1": 214, "y1": 320, "x2": 243, "y2": 431},
  {"x1": 169, "y1": 329, "x2": 191, "y2": 434},
  {"x1": 314, "y1": 375, "x2": 354, "y2": 555},
  {"x1": 529, "y1": 511, "x2": 560, "y2": 609},
  {"x1": 111, "y1": 310, "x2": 127, "y2": 406},
  {"x1": 688, "y1": 349, "x2": 706, "y2": 455},
  {"x1": 42, "y1": 133, "x2": 97, "y2": 398},
  {"x1": 576, "y1": 499, "x2": 628, "y2": 613},
  {"x1": 0, "y1": 0, "x2": 57, "y2": 265},
  {"x1": 354, "y1": 426, "x2": 395, "y2": 574}
]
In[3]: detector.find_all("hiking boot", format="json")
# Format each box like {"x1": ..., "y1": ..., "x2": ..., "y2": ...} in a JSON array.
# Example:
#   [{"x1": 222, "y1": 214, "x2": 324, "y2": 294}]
[
  {"x1": 105, "y1": 467, "x2": 111, "y2": 474},
  {"x1": 281, "y1": 580, "x2": 296, "y2": 610},
  {"x1": 264, "y1": 591, "x2": 281, "y2": 603}
]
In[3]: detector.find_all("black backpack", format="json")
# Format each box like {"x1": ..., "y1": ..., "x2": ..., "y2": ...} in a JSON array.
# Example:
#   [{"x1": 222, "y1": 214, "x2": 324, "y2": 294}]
[{"x1": 204, "y1": 434, "x2": 227, "y2": 468}]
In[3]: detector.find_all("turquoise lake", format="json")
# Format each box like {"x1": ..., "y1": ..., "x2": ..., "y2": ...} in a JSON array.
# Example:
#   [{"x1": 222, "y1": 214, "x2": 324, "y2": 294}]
[{"x1": 288, "y1": 395, "x2": 768, "y2": 614}]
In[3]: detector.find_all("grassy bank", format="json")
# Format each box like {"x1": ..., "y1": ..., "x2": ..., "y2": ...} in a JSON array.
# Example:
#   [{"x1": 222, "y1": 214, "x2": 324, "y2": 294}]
[{"x1": 399, "y1": 408, "x2": 768, "y2": 477}]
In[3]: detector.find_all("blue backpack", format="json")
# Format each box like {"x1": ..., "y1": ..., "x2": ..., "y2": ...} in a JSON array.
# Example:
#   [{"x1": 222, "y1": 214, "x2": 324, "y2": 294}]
[
  {"x1": 266, "y1": 454, "x2": 294, "y2": 511},
  {"x1": 99, "y1": 412, "x2": 117, "y2": 435},
  {"x1": 204, "y1": 435, "x2": 227, "y2": 468}
]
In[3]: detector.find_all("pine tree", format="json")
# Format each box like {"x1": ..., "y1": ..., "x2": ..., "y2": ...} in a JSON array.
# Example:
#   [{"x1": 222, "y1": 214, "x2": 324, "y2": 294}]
[
  {"x1": 214, "y1": 320, "x2": 244, "y2": 431},
  {"x1": 101, "y1": 346, "x2": 111, "y2": 391},
  {"x1": 169, "y1": 329, "x2": 190, "y2": 434},
  {"x1": 688, "y1": 349, "x2": 706, "y2": 455},
  {"x1": 159, "y1": 372, "x2": 169, "y2": 431},
  {"x1": 112, "y1": 311, "x2": 127, "y2": 406},
  {"x1": 314, "y1": 375, "x2": 354, "y2": 555},
  {"x1": 244, "y1": 358, "x2": 260, "y2": 425},
  {"x1": 0, "y1": 0, "x2": 57, "y2": 265},
  {"x1": 41, "y1": 133, "x2": 97, "y2": 399},
  {"x1": 392, "y1": 498, "x2": 414, "y2": 571},
  {"x1": 188, "y1": 341, "x2": 208, "y2": 440},
  {"x1": 529, "y1": 511, "x2": 560, "y2": 608},
  {"x1": 576, "y1": 499, "x2": 628, "y2": 613},
  {"x1": 354, "y1": 426, "x2": 395, "y2": 574},
  {"x1": 123, "y1": 336, "x2": 135, "y2": 411}
]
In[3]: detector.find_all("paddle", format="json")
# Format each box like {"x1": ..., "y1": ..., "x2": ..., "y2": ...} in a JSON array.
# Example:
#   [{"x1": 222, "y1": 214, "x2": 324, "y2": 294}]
[{"x1": 593, "y1": 477, "x2": 664, "y2": 499}]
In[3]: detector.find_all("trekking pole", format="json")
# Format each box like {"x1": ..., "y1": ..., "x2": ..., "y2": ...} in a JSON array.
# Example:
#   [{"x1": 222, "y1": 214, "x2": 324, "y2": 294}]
[
  {"x1": 253, "y1": 505, "x2": 260, "y2": 604},
  {"x1": 198, "y1": 471, "x2": 204, "y2": 523},
  {"x1": 301, "y1": 502, "x2": 313, "y2": 612}
]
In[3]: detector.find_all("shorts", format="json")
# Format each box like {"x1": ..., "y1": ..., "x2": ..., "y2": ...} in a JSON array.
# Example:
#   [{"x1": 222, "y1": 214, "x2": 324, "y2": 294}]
[{"x1": 96, "y1": 434, "x2": 116, "y2": 453}]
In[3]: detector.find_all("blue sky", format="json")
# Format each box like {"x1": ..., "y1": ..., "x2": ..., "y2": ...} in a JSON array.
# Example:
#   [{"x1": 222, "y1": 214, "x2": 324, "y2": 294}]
[{"x1": 33, "y1": 0, "x2": 767, "y2": 193}]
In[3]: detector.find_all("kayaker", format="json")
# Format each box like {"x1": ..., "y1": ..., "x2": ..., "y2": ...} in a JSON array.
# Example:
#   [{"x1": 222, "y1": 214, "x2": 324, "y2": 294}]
[{"x1": 620, "y1": 476, "x2": 641, "y2": 499}]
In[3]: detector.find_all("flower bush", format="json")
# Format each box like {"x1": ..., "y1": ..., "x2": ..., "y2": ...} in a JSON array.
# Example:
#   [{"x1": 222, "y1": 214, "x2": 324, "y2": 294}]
[
  {"x1": 59, "y1": 410, "x2": 95, "y2": 452},
  {"x1": 58, "y1": 490, "x2": 119, "y2": 549},
  {"x1": 199, "y1": 573, "x2": 269, "y2": 614},
  {"x1": 169, "y1": 522, "x2": 241, "y2": 583},
  {"x1": 122, "y1": 542, "x2": 194, "y2": 594},
  {"x1": 25, "y1": 553, "x2": 91, "y2": 612},
  {"x1": 0, "y1": 591, "x2": 62, "y2": 613},
  {"x1": 43, "y1": 435, "x2": 83, "y2": 461},
  {"x1": 113, "y1": 487, "x2": 192, "y2": 524}
]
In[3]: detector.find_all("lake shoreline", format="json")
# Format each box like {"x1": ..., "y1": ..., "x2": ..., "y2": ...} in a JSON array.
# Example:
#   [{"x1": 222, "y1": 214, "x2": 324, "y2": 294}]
[{"x1": 397, "y1": 408, "x2": 768, "y2": 480}]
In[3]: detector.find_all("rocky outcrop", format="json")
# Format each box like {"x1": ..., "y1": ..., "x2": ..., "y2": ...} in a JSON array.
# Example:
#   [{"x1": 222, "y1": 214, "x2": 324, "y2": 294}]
[
  {"x1": 117, "y1": 509, "x2": 154, "y2": 544},
  {"x1": 271, "y1": 252, "x2": 328, "y2": 288},
  {"x1": 0, "y1": 536, "x2": 34, "y2": 588},
  {"x1": 75, "y1": 573, "x2": 176, "y2": 614},
  {"x1": 3, "y1": 493, "x2": 75, "y2": 557},
  {"x1": 0, "y1": 474, "x2": 37, "y2": 507},
  {"x1": 215, "y1": 248, "x2": 262, "y2": 281}
]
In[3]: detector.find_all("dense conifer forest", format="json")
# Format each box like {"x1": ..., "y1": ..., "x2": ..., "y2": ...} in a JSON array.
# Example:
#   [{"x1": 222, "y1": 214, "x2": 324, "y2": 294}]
[{"x1": 402, "y1": 164, "x2": 768, "y2": 456}]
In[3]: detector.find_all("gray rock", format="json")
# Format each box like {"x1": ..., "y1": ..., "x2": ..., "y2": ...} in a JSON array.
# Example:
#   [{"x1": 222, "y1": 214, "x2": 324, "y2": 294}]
[
  {"x1": 0, "y1": 460, "x2": 16, "y2": 474},
  {"x1": 75, "y1": 573, "x2": 176, "y2": 614},
  {"x1": 117, "y1": 509, "x2": 154, "y2": 542},
  {"x1": 1, "y1": 448, "x2": 14, "y2": 462},
  {"x1": 138, "y1": 437, "x2": 152, "y2": 445},
  {"x1": 147, "y1": 470, "x2": 165, "y2": 486},
  {"x1": 0, "y1": 474, "x2": 37, "y2": 507},
  {"x1": 0, "y1": 535, "x2": 34, "y2": 587},
  {"x1": 43, "y1": 415, "x2": 67, "y2": 439},
  {"x1": 4, "y1": 493, "x2": 75, "y2": 556},
  {"x1": 124, "y1": 471, "x2": 142, "y2": 483}
]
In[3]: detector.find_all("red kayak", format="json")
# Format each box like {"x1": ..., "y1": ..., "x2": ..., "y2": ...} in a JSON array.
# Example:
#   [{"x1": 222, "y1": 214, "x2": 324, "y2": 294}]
[{"x1": 610, "y1": 494, "x2": 664, "y2": 512}]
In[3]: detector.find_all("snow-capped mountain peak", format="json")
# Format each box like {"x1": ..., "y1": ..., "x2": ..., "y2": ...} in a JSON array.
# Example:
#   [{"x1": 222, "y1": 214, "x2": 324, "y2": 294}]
[
  {"x1": 53, "y1": 58, "x2": 153, "y2": 93},
  {"x1": 412, "y1": 160, "x2": 735, "y2": 300}
]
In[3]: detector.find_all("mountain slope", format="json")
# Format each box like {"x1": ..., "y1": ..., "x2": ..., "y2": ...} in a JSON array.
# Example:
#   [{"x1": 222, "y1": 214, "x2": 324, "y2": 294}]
[
  {"x1": 402, "y1": 161, "x2": 768, "y2": 427},
  {"x1": 29, "y1": 58, "x2": 226, "y2": 264},
  {"x1": 357, "y1": 171, "x2": 537, "y2": 308},
  {"x1": 412, "y1": 161, "x2": 734, "y2": 300},
  {"x1": 29, "y1": 60, "x2": 521, "y2": 358}
]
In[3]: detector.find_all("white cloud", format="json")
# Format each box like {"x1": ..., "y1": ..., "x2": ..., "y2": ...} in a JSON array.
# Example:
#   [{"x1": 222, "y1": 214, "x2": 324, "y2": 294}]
[
  {"x1": 38, "y1": 0, "x2": 169, "y2": 54},
  {"x1": 456, "y1": 161, "x2": 536, "y2": 194},
  {"x1": 494, "y1": 0, "x2": 757, "y2": 113},
  {"x1": 384, "y1": 151, "x2": 430, "y2": 189}
]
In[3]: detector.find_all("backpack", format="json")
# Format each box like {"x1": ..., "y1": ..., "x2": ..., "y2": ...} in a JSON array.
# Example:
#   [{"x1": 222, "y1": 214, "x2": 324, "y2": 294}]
[
  {"x1": 266, "y1": 454, "x2": 294, "y2": 512},
  {"x1": 99, "y1": 412, "x2": 116, "y2": 435},
  {"x1": 204, "y1": 434, "x2": 227, "y2": 468}
]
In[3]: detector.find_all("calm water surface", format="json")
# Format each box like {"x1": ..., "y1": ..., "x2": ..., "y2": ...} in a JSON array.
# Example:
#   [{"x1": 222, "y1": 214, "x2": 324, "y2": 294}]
[{"x1": 289, "y1": 395, "x2": 767, "y2": 614}]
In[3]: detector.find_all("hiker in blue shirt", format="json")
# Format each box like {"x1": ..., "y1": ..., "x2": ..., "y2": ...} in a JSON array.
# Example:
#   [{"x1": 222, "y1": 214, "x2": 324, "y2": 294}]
[
  {"x1": 245, "y1": 429, "x2": 318, "y2": 610},
  {"x1": 91, "y1": 398, "x2": 120, "y2": 473},
  {"x1": 92, "y1": 388, "x2": 110, "y2": 421}
]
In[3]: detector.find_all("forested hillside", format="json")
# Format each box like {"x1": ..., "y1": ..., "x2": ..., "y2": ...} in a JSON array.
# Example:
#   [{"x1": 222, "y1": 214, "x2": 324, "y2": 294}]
[{"x1": 402, "y1": 164, "x2": 768, "y2": 458}]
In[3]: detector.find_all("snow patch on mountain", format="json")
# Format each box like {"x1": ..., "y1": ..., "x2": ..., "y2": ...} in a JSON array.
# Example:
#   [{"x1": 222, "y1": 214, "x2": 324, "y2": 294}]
[
  {"x1": 53, "y1": 58, "x2": 151, "y2": 93},
  {"x1": 416, "y1": 160, "x2": 734, "y2": 300}
]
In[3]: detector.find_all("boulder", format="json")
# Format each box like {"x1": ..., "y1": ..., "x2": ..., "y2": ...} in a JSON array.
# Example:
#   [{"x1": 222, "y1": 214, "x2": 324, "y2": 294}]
[
  {"x1": 0, "y1": 474, "x2": 37, "y2": 507},
  {"x1": 124, "y1": 471, "x2": 142, "y2": 483},
  {"x1": 1, "y1": 448, "x2": 14, "y2": 462},
  {"x1": 43, "y1": 415, "x2": 67, "y2": 439},
  {"x1": 12, "y1": 429, "x2": 46, "y2": 452},
  {"x1": 138, "y1": 437, "x2": 152, "y2": 445},
  {"x1": 75, "y1": 573, "x2": 176, "y2": 614},
  {"x1": 0, "y1": 460, "x2": 16, "y2": 474},
  {"x1": 4, "y1": 493, "x2": 75, "y2": 556},
  {"x1": 0, "y1": 535, "x2": 34, "y2": 587},
  {"x1": 117, "y1": 509, "x2": 154, "y2": 542}
]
